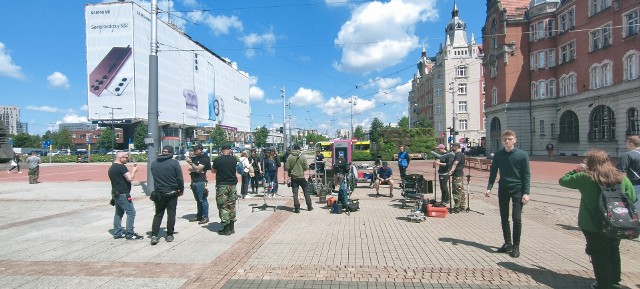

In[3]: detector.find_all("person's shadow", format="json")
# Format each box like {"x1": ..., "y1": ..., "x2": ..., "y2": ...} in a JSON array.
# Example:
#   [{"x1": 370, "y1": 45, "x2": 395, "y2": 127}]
[
  {"x1": 497, "y1": 262, "x2": 594, "y2": 289},
  {"x1": 438, "y1": 237, "x2": 497, "y2": 253}
]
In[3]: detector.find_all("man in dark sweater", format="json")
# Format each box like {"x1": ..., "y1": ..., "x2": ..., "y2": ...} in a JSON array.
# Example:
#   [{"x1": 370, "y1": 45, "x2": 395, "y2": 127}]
[
  {"x1": 285, "y1": 144, "x2": 313, "y2": 213},
  {"x1": 484, "y1": 130, "x2": 531, "y2": 258},
  {"x1": 186, "y1": 144, "x2": 211, "y2": 224},
  {"x1": 212, "y1": 145, "x2": 238, "y2": 235},
  {"x1": 149, "y1": 145, "x2": 185, "y2": 245}
]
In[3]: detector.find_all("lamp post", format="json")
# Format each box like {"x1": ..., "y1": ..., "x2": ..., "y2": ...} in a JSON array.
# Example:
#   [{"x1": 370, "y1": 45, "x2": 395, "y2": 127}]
[
  {"x1": 48, "y1": 123, "x2": 55, "y2": 163},
  {"x1": 103, "y1": 105, "x2": 122, "y2": 161},
  {"x1": 349, "y1": 96, "x2": 357, "y2": 139},
  {"x1": 181, "y1": 112, "x2": 185, "y2": 157}
]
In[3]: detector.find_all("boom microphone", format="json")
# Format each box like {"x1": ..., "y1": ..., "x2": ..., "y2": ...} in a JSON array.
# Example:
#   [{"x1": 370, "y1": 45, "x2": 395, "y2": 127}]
[{"x1": 430, "y1": 151, "x2": 454, "y2": 158}]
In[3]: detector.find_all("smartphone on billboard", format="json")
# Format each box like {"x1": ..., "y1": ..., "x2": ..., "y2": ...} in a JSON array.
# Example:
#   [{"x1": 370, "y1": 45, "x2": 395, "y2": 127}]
[
  {"x1": 89, "y1": 46, "x2": 132, "y2": 96},
  {"x1": 208, "y1": 92, "x2": 216, "y2": 121},
  {"x1": 106, "y1": 75, "x2": 132, "y2": 96}
]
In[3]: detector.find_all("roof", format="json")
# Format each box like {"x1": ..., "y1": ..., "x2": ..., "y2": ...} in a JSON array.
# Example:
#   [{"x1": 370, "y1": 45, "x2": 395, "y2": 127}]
[{"x1": 499, "y1": 0, "x2": 530, "y2": 17}]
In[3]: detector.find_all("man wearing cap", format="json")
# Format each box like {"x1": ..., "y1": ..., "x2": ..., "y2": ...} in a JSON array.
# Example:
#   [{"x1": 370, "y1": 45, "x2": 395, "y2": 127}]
[
  {"x1": 448, "y1": 143, "x2": 466, "y2": 213},
  {"x1": 149, "y1": 146, "x2": 184, "y2": 245},
  {"x1": 397, "y1": 145, "x2": 410, "y2": 181},
  {"x1": 186, "y1": 144, "x2": 212, "y2": 224},
  {"x1": 374, "y1": 161, "x2": 394, "y2": 197},
  {"x1": 285, "y1": 144, "x2": 313, "y2": 213},
  {"x1": 212, "y1": 145, "x2": 238, "y2": 235},
  {"x1": 433, "y1": 144, "x2": 453, "y2": 205}
]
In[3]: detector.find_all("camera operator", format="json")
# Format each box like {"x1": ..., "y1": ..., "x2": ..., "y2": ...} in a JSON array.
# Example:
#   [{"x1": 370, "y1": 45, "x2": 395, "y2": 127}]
[
  {"x1": 433, "y1": 144, "x2": 453, "y2": 205},
  {"x1": 285, "y1": 144, "x2": 313, "y2": 213}
]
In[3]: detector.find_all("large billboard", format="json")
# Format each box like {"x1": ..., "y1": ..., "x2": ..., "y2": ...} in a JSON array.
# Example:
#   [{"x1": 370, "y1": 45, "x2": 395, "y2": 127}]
[{"x1": 85, "y1": 2, "x2": 250, "y2": 132}]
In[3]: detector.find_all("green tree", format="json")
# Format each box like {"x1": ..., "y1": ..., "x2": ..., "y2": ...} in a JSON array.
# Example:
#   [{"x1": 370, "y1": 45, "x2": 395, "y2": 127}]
[
  {"x1": 98, "y1": 127, "x2": 115, "y2": 150},
  {"x1": 12, "y1": 133, "x2": 39, "y2": 148},
  {"x1": 210, "y1": 124, "x2": 227, "y2": 151},
  {"x1": 253, "y1": 126, "x2": 268, "y2": 149},
  {"x1": 397, "y1": 116, "x2": 409, "y2": 129},
  {"x1": 354, "y1": 125, "x2": 366, "y2": 140},
  {"x1": 133, "y1": 123, "x2": 148, "y2": 150},
  {"x1": 415, "y1": 117, "x2": 433, "y2": 129},
  {"x1": 57, "y1": 128, "x2": 73, "y2": 149},
  {"x1": 369, "y1": 118, "x2": 384, "y2": 142},
  {"x1": 305, "y1": 132, "x2": 328, "y2": 146}
]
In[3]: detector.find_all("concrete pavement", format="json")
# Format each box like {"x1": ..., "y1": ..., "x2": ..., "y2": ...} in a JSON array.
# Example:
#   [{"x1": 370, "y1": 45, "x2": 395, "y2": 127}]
[{"x1": 0, "y1": 158, "x2": 638, "y2": 289}]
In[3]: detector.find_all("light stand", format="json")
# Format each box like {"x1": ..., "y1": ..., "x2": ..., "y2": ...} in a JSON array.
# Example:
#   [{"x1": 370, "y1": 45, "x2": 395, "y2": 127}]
[
  {"x1": 464, "y1": 154, "x2": 484, "y2": 215},
  {"x1": 252, "y1": 147, "x2": 277, "y2": 212}
]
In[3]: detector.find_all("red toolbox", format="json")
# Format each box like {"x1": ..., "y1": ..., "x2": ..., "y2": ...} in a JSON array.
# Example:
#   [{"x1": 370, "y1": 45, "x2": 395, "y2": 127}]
[{"x1": 427, "y1": 204, "x2": 448, "y2": 218}]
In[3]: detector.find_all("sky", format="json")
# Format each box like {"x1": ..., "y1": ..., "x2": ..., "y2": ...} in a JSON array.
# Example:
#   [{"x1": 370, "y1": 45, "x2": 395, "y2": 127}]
[{"x1": 0, "y1": 0, "x2": 486, "y2": 137}]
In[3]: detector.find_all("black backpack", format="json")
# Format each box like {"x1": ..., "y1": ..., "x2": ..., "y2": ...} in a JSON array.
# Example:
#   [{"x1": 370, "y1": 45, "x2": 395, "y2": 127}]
[{"x1": 598, "y1": 184, "x2": 640, "y2": 239}]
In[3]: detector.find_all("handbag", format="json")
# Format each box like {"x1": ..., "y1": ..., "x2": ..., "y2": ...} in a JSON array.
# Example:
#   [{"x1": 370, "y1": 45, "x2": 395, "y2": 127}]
[
  {"x1": 347, "y1": 199, "x2": 360, "y2": 212},
  {"x1": 10, "y1": 160, "x2": 17, "y2": 167},
  {"x1": 249, "y1": 166, "x2": 255, "y2": 177}
]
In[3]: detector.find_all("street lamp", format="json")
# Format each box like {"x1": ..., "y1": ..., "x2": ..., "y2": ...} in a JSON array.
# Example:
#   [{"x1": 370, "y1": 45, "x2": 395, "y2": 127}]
[
  {"x1": 103, "y1": 105, "x2": 122, "y2": 161},
  {"x1": 349, "y1": 96, "x2": 357, "y2": 139}
]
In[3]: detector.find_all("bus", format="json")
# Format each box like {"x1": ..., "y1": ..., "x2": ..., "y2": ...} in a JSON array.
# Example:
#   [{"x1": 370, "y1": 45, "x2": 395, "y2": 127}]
[
  {"x1": 353, "y1": 140, "x2": 371, "y2": 154},
  {"x1": 316, "y1": 141, "x2": 333, "y2": 159}
]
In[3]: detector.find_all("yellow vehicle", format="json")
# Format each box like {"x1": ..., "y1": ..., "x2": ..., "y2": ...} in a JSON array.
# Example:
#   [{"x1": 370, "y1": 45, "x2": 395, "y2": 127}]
[
  {"x1": 316, "y1": 141, "x2": 333, "y2": 159},
  {"x1": 353, "y1": 140, "x2": 371, "y2": 154}
]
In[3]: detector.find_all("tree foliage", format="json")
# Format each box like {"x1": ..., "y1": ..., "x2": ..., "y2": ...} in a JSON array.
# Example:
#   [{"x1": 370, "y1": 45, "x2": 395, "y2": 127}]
[
  {"x1": 305, "y1": 132, "x2": 328, "y2": 145},
  {"x1": 253, "y1": 126, "x2": 269, "y2": 149},
  {"x1": 56, "y1": 128, "x2": 73, "y2": 149},
  {"x1": 210, "y1": 124, "x2": 227, "y2": 151},
  {"x1": 98, "y1": 127, "x2": 115, "y2": 150},
  {"x1": 133, "y1": 123, "x2": 148, "y2": 150},
  {"x1": 369, "y1": 118, "x2": 384, "y2": 142},
  {"x1": 12, "y1": 133, "x2": 40, "y2": 148},
  {"x1": 375, "y1": 127, "x2": 437, "y2": 161},
  {"x1": 354, "y1": 125, "x2": 366, "y2": 140},
  {"x1": 397, "y1": 116, "x2": 409, "y2": 129}
]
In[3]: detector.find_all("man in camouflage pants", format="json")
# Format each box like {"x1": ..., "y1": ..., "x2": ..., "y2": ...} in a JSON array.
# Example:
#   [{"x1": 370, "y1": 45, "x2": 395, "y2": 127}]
[
  {"x1": 448, "y1": 143, "x2": 466, "y2": 213},
  {"x1": 26, "y1": 151, "x2": 41, "y2": 184},
  {"x1": 211, "y1": 145, "x2": 238, "y2": 235}
]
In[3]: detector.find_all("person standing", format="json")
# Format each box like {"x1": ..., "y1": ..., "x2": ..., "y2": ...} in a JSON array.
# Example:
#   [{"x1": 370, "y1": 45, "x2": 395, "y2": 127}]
[
  {"x1": 448, "y1": 143, "x2": 466, "y2": 213},
  {"x1": 238, "y1": 151, "x2": 251, "y2": 199},
  {"x1": 559, "y1": 150, "x2": 636, "y2": 289},
  {"x1": 369, "y1": 155, "x2": 382, "y2": 188},
  {"x1": 149, "y1": 146, "x2": 185, "y2": 245},
  {"x1": 108, "y1": 152, "x2": 143, "y2": 240},
  {"x1": 433, "y1": 144, "x2": 453, "y2": 205},
  {"x1": 484, "y1": 130, "x2": 531, "y2": 258},
  {"x1": 249, "y1": 149, "x2": 262, "y2": 194},
  {"x1": 285, "y1": 144, "x2": 313, "y2": 213},
  {"x1": 265, "y1": 150, "x2": 279, "y2": 197},
  {"x1": 212, "y1": 145, "x2": 238, "y2": 236},
  {"x1": 186, "y1": 144, "x2": 211, "y2": 224},
  {"x1": 616, "y1": 135, "x2": 640, "y2": 209},
  {"x1": 8, "y1": 153, "x2": 21, "y2": 173},
  {"x1": 546, "y1": 141, "x2": 555, "y2": 160},
  {"x1": 282, "y1": 147, "x2": 291, "y2": 183},
  {"x1": 26, "y1": 151, "x2": 41, "y2": 184},
  {"x1": 374, "y1": 161, "x2": 394, "y2": 197},
  {"x1": 397, "y1": 145, "x2": 410, "y2": 181}
]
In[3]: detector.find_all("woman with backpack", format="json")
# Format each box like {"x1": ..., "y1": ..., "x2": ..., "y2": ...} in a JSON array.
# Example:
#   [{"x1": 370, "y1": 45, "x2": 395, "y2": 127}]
[
  {"x1": 265, "y1": 151, "x2": 279, "y2": 197},
  {"x1": 559, "y1": 149, "x2": 637, "y2": 289}
]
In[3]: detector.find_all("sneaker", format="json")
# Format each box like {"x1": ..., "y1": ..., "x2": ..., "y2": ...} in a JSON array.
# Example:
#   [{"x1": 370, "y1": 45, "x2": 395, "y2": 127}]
[
  {"x1": 244, "y1": 194, "x2": 252, "y2": 199},
  {"x1": 389, "y1": 193, "x2": 394, "y2": 198},
  {"x1": 165, "y1": 235, "x2": 174, "y2": 242},
  {"x1": 18, "y1": 171, "x2": 22, "y2": 173},
  {"x1": 113, "y1": 233, "x2": 125, "y2": 239},
  {"x1": 509, "y1": 246, "x2": 520, "y2": 258},
  {"x1": 198, "y1": 218, "x2": 209, "y2": 224},
  {"x1": 294, "y1": 208, "x2": 300, "y2": 213},
  {"x1": 497, "y1": 243, "x2": 513, "y2": 253},
  {"x1": 189, "y1": 217, "x2": 202, "y2": 222},
  {"x1": 126, "y1": 233, "x2": 144, "y2": 240},
  {"x1": 150, "y1": 236, "x2": 159, "y2": 245}
]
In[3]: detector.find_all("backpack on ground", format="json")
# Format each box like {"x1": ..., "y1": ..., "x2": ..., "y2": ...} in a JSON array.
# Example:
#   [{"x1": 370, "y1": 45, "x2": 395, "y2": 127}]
[
  {"x1": 236, "y1": 161, "x2": 244, "y2": 175},
  {"x1": 598, "y1": 184, "x2": 640, "y2": 239}
]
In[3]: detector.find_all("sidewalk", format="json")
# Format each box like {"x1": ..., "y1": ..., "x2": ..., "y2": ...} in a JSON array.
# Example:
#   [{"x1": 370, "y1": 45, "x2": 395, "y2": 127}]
[{"x1": 0, "y1": 159, "x2": 638, "y2": 289}]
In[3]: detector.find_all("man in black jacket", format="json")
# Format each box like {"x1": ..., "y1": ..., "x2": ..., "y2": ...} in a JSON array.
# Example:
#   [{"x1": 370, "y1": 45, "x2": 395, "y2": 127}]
[{"x1": 149, "y1": 146, "x2": 185, "y2": 245}]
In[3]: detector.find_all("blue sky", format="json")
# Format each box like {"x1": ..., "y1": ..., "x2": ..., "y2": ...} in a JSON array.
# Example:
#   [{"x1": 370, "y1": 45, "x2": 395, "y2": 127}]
[{"x1": 0, "y1": 0, "x2": 486, "y2": 136}]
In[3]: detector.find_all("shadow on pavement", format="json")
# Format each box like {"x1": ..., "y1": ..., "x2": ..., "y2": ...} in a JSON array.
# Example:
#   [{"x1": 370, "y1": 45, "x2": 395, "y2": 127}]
[
  {"x1": 556, "y1": 223, "x2": 581, "y2": 231},
  {"x1": 497, "y1": 262, "x2": 592, "y2": 289},
  {"x1": 438, "y1": 237, "x2": 497, "y2": 253}
]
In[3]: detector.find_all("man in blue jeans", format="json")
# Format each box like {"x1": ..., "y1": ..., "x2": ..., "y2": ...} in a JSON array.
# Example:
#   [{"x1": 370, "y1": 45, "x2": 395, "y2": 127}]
[
  {"x1": 186, "y1": 144, "x2": 211, "y2": 224},
  {"x1": 108, "y1": 152, "x2": 143, "y2": 240}
]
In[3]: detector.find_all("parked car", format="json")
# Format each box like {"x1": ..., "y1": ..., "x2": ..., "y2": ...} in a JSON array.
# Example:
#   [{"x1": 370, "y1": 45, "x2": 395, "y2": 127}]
[{"x1": 392, "y1": 152, "x2": 426, "y2": 160}]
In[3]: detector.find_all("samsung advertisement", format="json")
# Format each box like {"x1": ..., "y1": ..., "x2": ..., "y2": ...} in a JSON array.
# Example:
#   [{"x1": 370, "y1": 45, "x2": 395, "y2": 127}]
[{"x1": 85, "y1": 2, "x2": 250, "y2": 132}]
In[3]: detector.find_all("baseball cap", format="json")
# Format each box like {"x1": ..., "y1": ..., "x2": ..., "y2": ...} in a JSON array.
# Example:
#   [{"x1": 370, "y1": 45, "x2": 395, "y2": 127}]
[
  {"x1": 162, "y1": 145, "x2": 174, "y2": 154},
  {"x1": 435, "y1": 144, "x2": 446, "y2": 149},
  {"x1": 293, "y1": 144, "x2": 301, "y2": 150},
  {"x1": 193, "y1": 144, "x2": 204, "y2": 151},
  {"x1": 221, "y1": 145, "x2": 231, "y2": 150}
]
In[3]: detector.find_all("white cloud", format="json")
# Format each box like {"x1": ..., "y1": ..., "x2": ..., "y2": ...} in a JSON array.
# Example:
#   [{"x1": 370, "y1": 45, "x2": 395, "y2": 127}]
[
  {"x1": 374, "y1": 79, "x2": 411, "y2": 102},
  {"x1": 334, "y1": 0, "x2": 439, "y2": 74},
  {"x1": 289, "y1": 87, "x2": 324, "y2": 107},
  {"x1": 250, "y1": 86, "x2": 265, "y2": 101},
  {"x1": 325, "y1": 0, "x2": 349, "y2": 7},
  {"x1": 47, "y1": 72, "x2": 70, "y2": 89},
  {"x1": 62, "y1": 113, "x2": 88, "y2": 123},
  {"x1": 80, "y1": 104, "x2": 88, "y2": 111},
  {"x1": 201, "y1": 14, "x2": 243, "y2": 35},
  {"x1": 265, "y1": 98, "x2": 282, "y2": 105},
  {"x1": 320, "y1": 95, "x2": 353, "y2": 115},
  {"x1": 25, "y1": 105, "x2": 59, "y2": 113},
  {"x1": 0, "y1": 42, "x2": 25, "y2": 79},
  {"x1": 241, "y1": 28, "x2": 277, "y2": 58}
]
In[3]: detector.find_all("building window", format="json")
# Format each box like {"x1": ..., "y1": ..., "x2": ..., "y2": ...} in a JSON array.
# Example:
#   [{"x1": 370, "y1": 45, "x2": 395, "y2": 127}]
[
  {"x1": 590, "y1": 66, "x2": 601, "y2": 89},
  {"x1": 490, "y1": 61, "x2": 498, "y2": 78},
  {"x1": 547, "y1": 19, "x2": 555, "y2": 37},
  {"x1": 436, "y1": 121, "x2": 443, "y2": 132},
  {"x1": 589, "y1": 105, "x2": 616, "y2": 141},
  {"x1": 623, "y1": 51, "x2": 639, "y2": 80},
  {"x1": 559, "y1": 7, "x2": 575, "y2": 33},
  {"x1": 548, "y1": 79, "x2": 556, "y2": 98},
  {"x1": 531, "y1": 82, "x2": 538, "y2": 99},
  {"x1": 539, "y1": 80, "x2": 547, "y2": 98},
  {"x1": 560, "y1": 74, "x2": 577, "y2": 96},
  {"x1": 560, "y1": 41, "x2": 575, "y2": 64},
  {"x1": 548, "y1": 49, "x2": 556, "y2": 67},
  {"x1": 458, "y1": 101, "x2": 467, "y2": 113},
  {"x1": 538, "y1": 50, "x2": 546, "y2": 68},
  {"x1": 435, "y1": 103, "x2": 442, "y2": 115},
  {"x1": 602, "y1": 62, "x2": 612, "y2": 87},
  {"x1": 457, "y1": 83, "x2": 467, "y2": 95},
  {"x1": 559, "y1": 110, "x2": 579, "y2": 142},
  {"x1": 492, "y1": 87, "x2": 498, "y2": 105},
  {"x1": 628, "y1": 108, "x2": 640, "y2": 136},
  {"x1": 456, "y1": 66, "x2": 467, "y2": 77},
  {"x1": 589, "y1": 24, "x2": 612, "y2": 52},
  {"x1": 590, "y1": 0, "x2": 612, "y2": 16},
  {"x1": 530, "y1": 53, "x2": 537, "y2": 70},
  {"x1": 550, "y1": 123, "x2": 556, "y2": 139},
  {"x1": 623, "y1": 9, "x2": 639, "y2": 37},
  {"x1": 459, "y1": 119, "x2": 468, "y2": 131},
  {"x1": 539, "y1": 119, "x2": 545, "y2": 136}
]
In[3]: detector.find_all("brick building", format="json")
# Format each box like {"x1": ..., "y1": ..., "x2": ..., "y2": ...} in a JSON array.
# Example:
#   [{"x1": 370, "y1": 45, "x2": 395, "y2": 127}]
[{"x1": 483, "y1": 0, "x2": 639, "y2": 156}]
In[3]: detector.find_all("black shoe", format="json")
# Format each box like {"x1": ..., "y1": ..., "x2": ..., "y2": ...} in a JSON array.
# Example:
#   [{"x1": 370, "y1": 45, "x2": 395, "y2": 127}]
[
  {"x1": 126, "y1": 233, "x2": 144, "y2": 240},
  {"x1": 509, "y1": 246, "x2": 520, "y2": 258},
  {"x1": 228, "y1": 221, "x2": 235, "y2": 235},
  {"x1": 497, "y1": 243, "x2": 513, "y2": 253},
  {"x1": 189, "y1": 217, "x2": 202, "y2": 222},
  {"x1": 165, "y1": 235, "x2": 174, "y2": 242},
  {"x1": 113, "y1": 233, "x2": 125, "y2": 239},
  {"x1": 294, "y1": 208, "x2": 300, "y2": 213},
  {"x1": 389, "y1": 193, "x2": 394, "y2": 198},
  {"x1": 150, "y1": 236, "x2": 159, "y2": 245},
  {"x1": 218, "y1": 223, "x2": 233, "y2": 236},
  {"x1": 308, "y1": 206, "x2": 313, "y2": 211},
  {"x1": 198, "y1": 218, "x2": 209, "y2": 224}
]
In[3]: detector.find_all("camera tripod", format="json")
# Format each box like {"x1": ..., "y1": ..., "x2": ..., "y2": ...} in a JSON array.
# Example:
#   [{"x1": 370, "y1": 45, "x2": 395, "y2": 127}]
[
  {"x1": 464, "y1": 155, "x2": 484, "y2": 215},
  {"x1": 251, "y1": 148, "x2": 277, "y2": 212}
]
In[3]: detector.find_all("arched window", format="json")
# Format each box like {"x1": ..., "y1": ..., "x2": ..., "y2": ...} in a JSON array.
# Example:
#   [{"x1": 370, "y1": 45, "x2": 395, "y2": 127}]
[
  {"x1": 589, "y1": 105, "x2": 616, "y2": 141},
  {"x1": 531, "y1": 82, "x2": 538, "y2": 99},
  {"x1": 559, "y1": 110, "x2": 579, "y2": 143},
  {"x1": 628, "y1": 108, "x2": 640, "y2": 136},
  {"x1": 490, "y1": 117, "x2": 501, "y2": 133},
  {"x1": 548, "y1": 79, "x2": 556, "y2": 98},
  {"x1": 590, "y1": 66, "x2": 600, "y2": 89},
  {"x1": 539, "y1": 80, "x2": 547, "y2": 98}
]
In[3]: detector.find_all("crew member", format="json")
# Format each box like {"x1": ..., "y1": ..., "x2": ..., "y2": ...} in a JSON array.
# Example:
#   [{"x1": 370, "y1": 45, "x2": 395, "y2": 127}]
[
  {"x1": 375, "y1": 161, "x2": 394, "y2": 197},
  {"x1": 448, "y1": 143, "x2": 466, "y2": 213},
  {"x1": 212, "y1": 145, "x2": 238, "y2": 235},
  {"x1": 186, "y1": 144, "x2": 211, "y2": 224},
  {"x1": 150, "y1": 146, "x2": 184, "y2": 245},
  {"x1": 397, "y1": 145, "x2": 410, "y2": 181},
  {"x1": 285, "y1": 144, "x2": 313, "y2": 213},
  {"x1": 433, "y1": 144, "x2": 453, "y2": 205},
  {"x1": 108, "y1": 152, "x2": 142, "y2": 240}
]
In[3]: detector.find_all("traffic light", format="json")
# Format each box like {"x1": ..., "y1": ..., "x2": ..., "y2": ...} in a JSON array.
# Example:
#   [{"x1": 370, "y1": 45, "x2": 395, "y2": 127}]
[
  {"x1": 278, "y1": 127, "x2": 283, "y2": 133},
  {"x1": 448, "y1": 127, "x2": 455, "y2": 135},
  {"x1": 465, "y1": 137, "x2": 469, "y2": 143}
]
